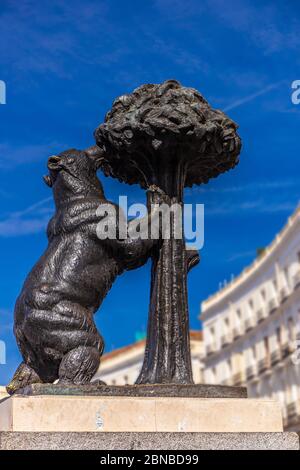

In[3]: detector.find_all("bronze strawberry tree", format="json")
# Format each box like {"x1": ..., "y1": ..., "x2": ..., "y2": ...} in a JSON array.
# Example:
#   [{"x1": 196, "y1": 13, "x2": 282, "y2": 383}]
[{"x1": 95, "y1": 80, "x2": 241, "y2": 384}]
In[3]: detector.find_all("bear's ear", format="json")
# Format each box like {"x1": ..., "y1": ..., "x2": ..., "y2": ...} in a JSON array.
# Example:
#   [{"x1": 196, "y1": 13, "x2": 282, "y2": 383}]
[
  {"x1": 85, "y1": 145, "x2": 106, "y2": 169},
  {"x1": 43, "y1": 175, "x2": 53, "y2": 187}
]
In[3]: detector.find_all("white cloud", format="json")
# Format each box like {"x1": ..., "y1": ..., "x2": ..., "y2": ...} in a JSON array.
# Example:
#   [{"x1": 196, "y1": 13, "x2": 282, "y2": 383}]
[
  {"x1": 0, "y1": 197, "x2": 53, "y2": 237},
  {"x1": 154, "y1": 0, "x2": 300, "y2": 55},
  {"x1": 206, "y1": 200, "x2": 298, "y2": 216},
  {"x1": 207, "y1": 0, "x2": 300, "y2": 54},
  {"x1": 186, "y1": 178, "x2": 299, "y2": 217},
  {"x1": 186, "y1": 178, "x2": 300, "y2": 195},
  {"x1": 0, "y1": 308, "x2": 13, "y2": 334},
  {"x1": 0, "y1": 1, "x2": 108, "y2": 77},
  {"x1": 223, "y1": 81, "x2": 284, "y2": 112},
  {"x1": 154, "y1": 0, "x2": 204, "y2": 20},
  {"x1": 0, "y1": 142, "x2": 65, "y2": 169},
  {"x1": 227, "y1": 250, "x2": 255, "y2": 262}
]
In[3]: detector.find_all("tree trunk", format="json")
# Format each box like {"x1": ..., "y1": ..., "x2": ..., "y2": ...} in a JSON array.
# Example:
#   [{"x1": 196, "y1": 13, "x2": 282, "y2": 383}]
[{"x1": 136, "y1": 162, "x2": 198, "y2": 384}]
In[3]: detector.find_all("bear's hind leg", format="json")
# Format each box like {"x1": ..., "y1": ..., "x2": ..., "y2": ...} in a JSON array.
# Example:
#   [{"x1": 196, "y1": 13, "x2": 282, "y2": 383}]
[
  {"x1": 6, "y1": 362, "x2": 43, "y2": 395},
  {"x1": 58, "y1": 346, "x2": 101, "y2": 385}
]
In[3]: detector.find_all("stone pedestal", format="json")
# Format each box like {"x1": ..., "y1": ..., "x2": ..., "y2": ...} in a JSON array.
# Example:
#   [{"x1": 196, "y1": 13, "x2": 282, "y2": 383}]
[
  {"x1": 0, "y1": 431, "x2": 299, "y2": 450},
  {"x1": 0, "y1": 394, "x2": 284, "y2": 433},
  {"x1": 0, "y1": 386, "x2": 298, "y2": 450}
]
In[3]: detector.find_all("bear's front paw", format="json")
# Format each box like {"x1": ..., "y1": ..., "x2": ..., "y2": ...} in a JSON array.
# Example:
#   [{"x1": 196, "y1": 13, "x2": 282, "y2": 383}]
[
  {"x1": 147, "y1": 185, "x2": 171, "y2": 206},
  {"x1": 147, "y1": 184, "x2": 165, "y2": 195}
]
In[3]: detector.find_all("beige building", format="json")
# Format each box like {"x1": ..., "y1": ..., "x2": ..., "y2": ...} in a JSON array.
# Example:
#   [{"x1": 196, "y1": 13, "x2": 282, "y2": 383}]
[
  {"x1": 0, "y1": 386, "x2": 8, "y2": 399},
  {"x1": 201, "y1": 205, "x2": 300, "y2": 431},
  {"x1": 94, "y1": 331, "x2": 204, "y2": 385}
]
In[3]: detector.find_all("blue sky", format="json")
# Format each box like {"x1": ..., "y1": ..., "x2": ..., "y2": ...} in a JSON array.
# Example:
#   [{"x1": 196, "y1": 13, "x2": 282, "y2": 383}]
[{"x1": 0, "y1": 0, "x2": 300, "y2": 384}]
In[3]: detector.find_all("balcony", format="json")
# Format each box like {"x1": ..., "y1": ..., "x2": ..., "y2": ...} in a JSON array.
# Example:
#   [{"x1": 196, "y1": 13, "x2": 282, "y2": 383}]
[
  {"x1": 268, "y1": 298, "x2": 278, "y2": 314},
  {"x1": 244, "y1": 317, "x2": 255, "y2": 332},
  {"x1": 233, "y1": 325, "x2": 243, "y2": 340},
  {"x1": 279, "y1": 286, "x2": 289, "y2": 304},
  {"x1": 287, "y1": 402, "x2": 298, "y2": 425},
  {"x1": 270, "y1": 349, "x2": 281, "y2": 366},
  {"x1": 257, "y1": 357, "x2": 271, "y2": 374},
  {"x1": 232, "y1": 372, "x2": 243, "y2": 386},
  {"x1": 256, "y1": 308, "x2": 267, "y2": 323},
  {"x1": 220, "y1": 378, "x2": 232, "y2": 386},
  {"x1": 220, "y1": 333, "x2": 231, "y2": 348},
  {"x1": 281, "y1": 342, "x2": 295, "y2": 358},
  {"x1": 293, "y1": 271, "x2": 300, "y2": 290},
  {"x1": 246, "y1": 365, "x2": 256, "y2": 381},
  {"x1": 206, "y1": 343, "x2": 217, "y2": 356}
]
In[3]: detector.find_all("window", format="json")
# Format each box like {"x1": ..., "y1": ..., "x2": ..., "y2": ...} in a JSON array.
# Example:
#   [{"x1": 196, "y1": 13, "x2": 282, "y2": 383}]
[
  {"x1": 251, "y1": 344, "x2": 256, "y2": 363},
  {"x1": 211, "y1": 367, "x2": 217, "y2": 384},
  {"x1": 264, "y1": 376, "x2": 272, "y2": 397},
  {"x1": 264, "y1": 336, "x2": 270, "y2": 362},
  {"x1": 287, "y1": 318, "x2": 295, "y2": 342},
  {"x1": 249, "y1": 382, "x2": 258, "y2": 398},
  {"x1": 236, "y1": 308, "x2": 242, "y2": 327},
  {"x1": 124, "y1": 375, "x2": 128, "y2": 385},
  {"x1": 283, "y1": 267, "x2": 289, "y2": 287},
  {"x1": 276, "y1": 326, "x2": 282, "y2": 347},
  {"x1": 261, "y1": 289, "x2": 266, "y2": 301}
]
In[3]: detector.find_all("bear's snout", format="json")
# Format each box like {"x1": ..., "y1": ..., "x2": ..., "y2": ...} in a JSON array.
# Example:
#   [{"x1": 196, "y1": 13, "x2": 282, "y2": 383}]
[{"x1": 48, "y1": 155, "x2": 61, "y2": 170}]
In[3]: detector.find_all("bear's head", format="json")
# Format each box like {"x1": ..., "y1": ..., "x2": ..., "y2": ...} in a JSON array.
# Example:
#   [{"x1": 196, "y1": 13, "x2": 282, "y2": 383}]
[{"x1": 44, "y1": 148, "x2": 105, "y2": 206}]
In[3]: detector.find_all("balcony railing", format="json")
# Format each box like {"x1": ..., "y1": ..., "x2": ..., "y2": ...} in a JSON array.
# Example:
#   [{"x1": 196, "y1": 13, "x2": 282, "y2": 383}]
[
  {"x1": 245, "y1": 317, "x2": 255, "y2": 332},
  {"x1": 233, "y1": 325, "x2": 243, "y2": 339},
  {"x1": 232, "y1": 372, "x2": 243, "y2": 386},
  {"x1": 206, "y1": 343, "x2": 217, "y2": 356},
  {"x1": 220, "y1": 333, "x2": 231, "y2": 348},
  {"x1": 220, "y1": 378, "x2": 232, "y2": 386},
  {"x1": 256, "y1": 308, "x2": 267, "y2": 323},
  {"x1": 287, "y1": 402, "x2": 298, "y2": 421},
  {"x1": 293, "y1": 271, "x2": 300, "y2": 290},
  {"x1": 281, "y1": 342, "x2": 295, "y2": 358},
  {"x1": 270, "y1": 349, "x2": 281, "y2": 366},
  {"x1": 279, "y1": 286, "x2": 289, "y2": 304},
  {"x1": 246, "y1": 365, "x2": 256, "y2": 381},
  {"x1": 268, "y1": 298, "x2": 278, "y2": 314},
  {"x1": 257, "y1": 357, "x2": 271, "y2": 374}
]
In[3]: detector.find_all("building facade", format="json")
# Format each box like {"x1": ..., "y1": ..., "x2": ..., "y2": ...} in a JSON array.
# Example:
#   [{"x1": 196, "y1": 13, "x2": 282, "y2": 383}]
[
  {"x1": 0, "y1": 386, "x2": 7, "y2": 399},
  {"x1": 201, "y1": 206, "x2": 300, "y2": 431},
  {"x1": 94, "y1": 331, "x2": 204, "y2": 385}
]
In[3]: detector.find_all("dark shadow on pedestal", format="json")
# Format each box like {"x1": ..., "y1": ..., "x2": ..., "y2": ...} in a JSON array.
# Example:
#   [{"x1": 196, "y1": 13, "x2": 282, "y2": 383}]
[{"x1": 16, "y1": 382, "x2": 247, "y2": 398}]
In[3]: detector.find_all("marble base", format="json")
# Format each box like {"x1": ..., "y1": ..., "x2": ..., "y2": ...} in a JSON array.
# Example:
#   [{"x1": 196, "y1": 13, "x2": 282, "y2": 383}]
[
  {"x1": 0, "y1": 395, "x2": 283, "y2": 433},
  {"x1": 0, "y1": 431, "x2": 298, "y2": 450}
]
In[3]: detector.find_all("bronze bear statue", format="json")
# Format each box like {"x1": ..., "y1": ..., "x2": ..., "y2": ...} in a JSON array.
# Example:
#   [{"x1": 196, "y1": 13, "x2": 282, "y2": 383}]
[{"x1": 7, "y1": 148, "x2": 163, "y2": 394}]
